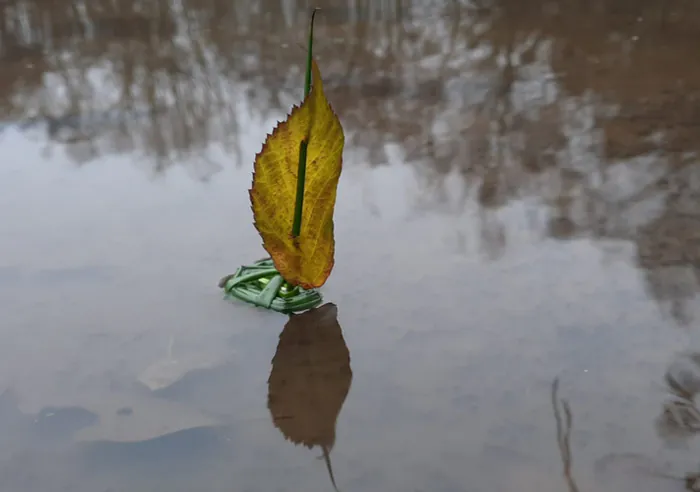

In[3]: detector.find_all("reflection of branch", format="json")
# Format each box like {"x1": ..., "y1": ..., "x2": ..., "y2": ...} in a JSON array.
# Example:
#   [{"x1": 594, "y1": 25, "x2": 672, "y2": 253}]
[{"x1": 551, "y1": 378, "x2": 580, "y2": 492}]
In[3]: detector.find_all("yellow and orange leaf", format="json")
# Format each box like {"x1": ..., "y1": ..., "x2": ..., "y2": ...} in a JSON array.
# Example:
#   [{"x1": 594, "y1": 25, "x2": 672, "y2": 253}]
[{"x1": 249, "y1": 59, "x2": 345, "y2": 289}]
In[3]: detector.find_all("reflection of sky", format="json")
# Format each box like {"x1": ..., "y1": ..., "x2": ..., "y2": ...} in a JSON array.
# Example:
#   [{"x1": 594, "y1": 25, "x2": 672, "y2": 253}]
[
  {"x1": 1, "y1": 66, "x2": 697, "y2": 489},
  {"x1": 15, "y1": 60, "x2": 249, "y2": 172},
  {"x1": 2, "y1": 1, "x2": 700, "y2": 489}
]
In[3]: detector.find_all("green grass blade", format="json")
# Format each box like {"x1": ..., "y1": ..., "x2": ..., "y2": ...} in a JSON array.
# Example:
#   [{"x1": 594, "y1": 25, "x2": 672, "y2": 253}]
[{"x1": 291, "y1": 7, "x2": 320, "y2": 239}]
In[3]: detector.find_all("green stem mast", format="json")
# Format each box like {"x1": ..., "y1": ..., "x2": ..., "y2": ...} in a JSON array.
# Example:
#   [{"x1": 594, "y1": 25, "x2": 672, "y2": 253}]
[
  {"x1": 220, "y1": 8, "x2": 324, "y2": 314},
  {"x1": 291, "y1": 7, "x2": 319, "y2": 238}
]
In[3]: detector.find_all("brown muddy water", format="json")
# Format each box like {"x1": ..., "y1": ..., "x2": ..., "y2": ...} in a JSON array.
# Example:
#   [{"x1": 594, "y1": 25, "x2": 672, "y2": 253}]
[{"x1": 2, "y1": 0, "x2": 700, "y2": 491}]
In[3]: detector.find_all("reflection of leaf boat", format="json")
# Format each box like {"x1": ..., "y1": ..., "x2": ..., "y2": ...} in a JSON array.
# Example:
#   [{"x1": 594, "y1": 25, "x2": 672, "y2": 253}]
[{"x1": 267, "y1": 303, "x2": 352, "y2": 491}]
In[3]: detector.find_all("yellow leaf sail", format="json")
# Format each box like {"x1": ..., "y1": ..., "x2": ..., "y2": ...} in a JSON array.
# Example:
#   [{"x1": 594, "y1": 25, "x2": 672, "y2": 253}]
[{"x1": 249, "y1": 60, "x2": 344, "y2": 289}]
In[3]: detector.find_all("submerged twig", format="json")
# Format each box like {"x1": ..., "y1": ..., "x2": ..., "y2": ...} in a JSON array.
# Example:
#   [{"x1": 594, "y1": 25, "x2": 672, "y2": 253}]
[{"x1": 551, "y1": 377, "x2": 580, "y2": 492}]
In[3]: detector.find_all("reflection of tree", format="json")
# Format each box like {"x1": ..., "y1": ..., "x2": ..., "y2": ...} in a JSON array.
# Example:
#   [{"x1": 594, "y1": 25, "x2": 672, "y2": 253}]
[
  {"x1": 0, "y1": 0, "x2": 416, "y2": 178},
  {"x1": 1, "y1": 0, "x2": 222, "y2": 177},
  {"x1": 0, "y1": 0, "x2": 274, "y2": 177},
  {"x1": 267, "y1": 303, "x2": 352, "y2": 492},
  {"x1": 4, "y1": 0, "x2": 700, "y2": 318},
  {"x1": 442, "y1": 0, "x2": 700, "y2": 324}
]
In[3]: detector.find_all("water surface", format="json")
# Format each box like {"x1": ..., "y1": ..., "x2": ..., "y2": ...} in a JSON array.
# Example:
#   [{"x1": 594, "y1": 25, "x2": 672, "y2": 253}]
[{"x1": 2, "y1": 0, "x2": 700, "y2": 491}]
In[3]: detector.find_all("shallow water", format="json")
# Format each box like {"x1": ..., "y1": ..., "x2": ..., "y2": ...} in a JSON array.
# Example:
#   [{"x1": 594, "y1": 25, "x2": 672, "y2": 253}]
[{"x1": 2, "y1": 0, "x2": 700, "y2": 490}]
